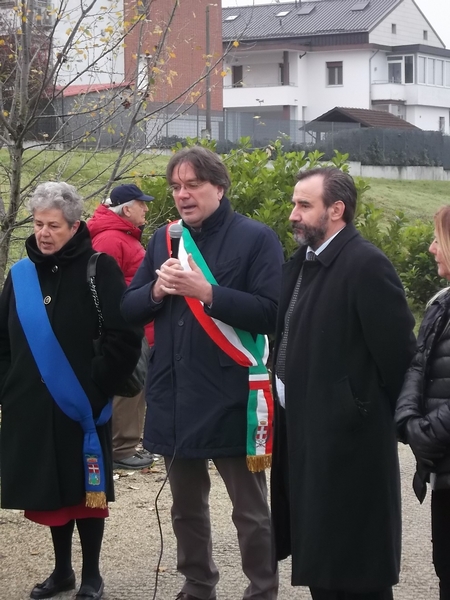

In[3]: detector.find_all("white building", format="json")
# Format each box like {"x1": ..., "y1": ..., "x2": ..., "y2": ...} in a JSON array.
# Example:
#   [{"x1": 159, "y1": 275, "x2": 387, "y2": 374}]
[
  {"x1": 222, "y1": 0, "x2": 450, "y2": 132},
  {"x1": 52, "y1": 0, "x2": 125, "y2": 88}
]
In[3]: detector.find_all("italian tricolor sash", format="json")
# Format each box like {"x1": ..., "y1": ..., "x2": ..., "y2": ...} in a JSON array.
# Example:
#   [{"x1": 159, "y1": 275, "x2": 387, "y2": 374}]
[{"x1": 166, "y1": 222, "x2": 274, "y2": 472}]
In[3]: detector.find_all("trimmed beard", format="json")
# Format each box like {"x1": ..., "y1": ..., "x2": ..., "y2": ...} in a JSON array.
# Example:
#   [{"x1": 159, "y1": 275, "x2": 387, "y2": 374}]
[{"x1": 292, "y1": 211, "x2": 329, "y2": 248}]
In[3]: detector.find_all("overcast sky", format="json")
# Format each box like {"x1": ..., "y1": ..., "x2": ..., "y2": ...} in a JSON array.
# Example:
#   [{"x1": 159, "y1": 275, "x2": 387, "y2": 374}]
[{"x1": 221, "y1": 0, "x2": 450, "y2": 49}]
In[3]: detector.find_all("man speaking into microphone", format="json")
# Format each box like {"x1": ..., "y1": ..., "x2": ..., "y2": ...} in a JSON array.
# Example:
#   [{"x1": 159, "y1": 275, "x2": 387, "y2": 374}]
[{"x1": 122, "y1": 147, "x2": 283, "y2": 600}]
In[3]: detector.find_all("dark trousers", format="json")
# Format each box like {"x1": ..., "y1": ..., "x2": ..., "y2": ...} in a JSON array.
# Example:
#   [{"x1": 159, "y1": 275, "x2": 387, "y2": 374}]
[
  {"x1": 432, "y1": 489, "x2": 450, "y2": 600},
  {"x1": 164, "y1": 456, "x2": 278, "y2": 600},
  {"x1": 309, "y1": 587, "x2": 393, "y2": 600}
]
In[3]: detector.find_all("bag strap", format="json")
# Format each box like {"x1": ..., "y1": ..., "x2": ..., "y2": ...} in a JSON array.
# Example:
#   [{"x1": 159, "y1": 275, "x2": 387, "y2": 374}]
[
  {"x1": 11, "y1": 257, "x2": 111, "y2": 508},
  {"x1": 87, "y1": 253, "x2": 104, "y2": 337}
]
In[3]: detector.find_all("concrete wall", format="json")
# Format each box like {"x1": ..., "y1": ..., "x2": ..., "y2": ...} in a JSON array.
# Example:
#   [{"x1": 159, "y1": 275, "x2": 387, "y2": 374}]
[
  {"x1": 369, "y1": 0, "x2": 444, "y2": 47},
  {"x1": 406, "y1": 104, "x2": 449, "y2": 132},
  {"x1": 347, "y1": 161, "x2": 450, "y2": 180},
  {"x1": 303, "y1": 49, "x2": 372, "y2": 121}
]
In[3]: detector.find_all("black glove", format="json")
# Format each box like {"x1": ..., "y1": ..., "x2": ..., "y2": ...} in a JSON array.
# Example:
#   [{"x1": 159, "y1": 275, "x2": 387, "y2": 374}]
[{"x1": 406, "y1": 418, "x2": 447, "y2": 465}]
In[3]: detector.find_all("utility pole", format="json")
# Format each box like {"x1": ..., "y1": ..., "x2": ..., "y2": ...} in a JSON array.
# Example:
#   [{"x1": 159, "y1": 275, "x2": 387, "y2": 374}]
[{"x1": 205, "y1": 4, "x2": 212, "y2": 139}]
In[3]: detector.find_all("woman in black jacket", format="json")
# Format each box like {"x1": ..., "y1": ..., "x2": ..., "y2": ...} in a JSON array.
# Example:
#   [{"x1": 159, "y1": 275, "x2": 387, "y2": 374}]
[
  {"x1": 0, "y1": 182, "x2": 141, "y2": 600},
  {"x1": 396, "y1": 205, "x2": 450, "y2": 600}
]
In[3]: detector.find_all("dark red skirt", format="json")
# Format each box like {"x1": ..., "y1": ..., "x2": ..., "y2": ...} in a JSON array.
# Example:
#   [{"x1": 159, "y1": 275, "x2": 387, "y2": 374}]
[{"x1": 25, "y1": 501, "x2": 109, "y2": 526}]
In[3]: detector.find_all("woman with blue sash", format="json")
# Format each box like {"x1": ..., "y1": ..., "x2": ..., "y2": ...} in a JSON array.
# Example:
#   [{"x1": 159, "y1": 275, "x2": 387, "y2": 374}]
[{"x1": 0, "y1": 182, "x2": 142, "y2": 600}]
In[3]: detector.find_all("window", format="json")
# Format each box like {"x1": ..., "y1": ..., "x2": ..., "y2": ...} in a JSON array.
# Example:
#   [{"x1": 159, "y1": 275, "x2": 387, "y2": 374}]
[
  {"x1": 276, "y1": 10, "x2": 290, "y2": 17},
  {"x1": 388, "y1": 61, "x2": 402, "y2": 83},
  {"x1": 419, "y1": 57, "x2": 450, "y2": 86},
  {"x1": 423, "y1": 30, "x2": 428, "y2": 41},
  {"x1": 427, "y1": 58, "x2": 435, "y2": 84},
  {"x1": 405, "y1": 56, "x2": 414, "y2": 83},
  {"x1": 327, "y1": 61, "x2": 343, "y2": 86},
  {"x1": 297, "y1": 5, "x2": 315, "y2": 15},
  {"x1": 391, "y1": 24, "x2": 397, "y2": 34},
  {"x1": 387, "y1": 55, "x2": 414, "y2": 84},
  {"x1": 439, "y1": 117, "x2": 445, "y2": 133},
  {"x1": 418, "y1": 56, "x2": 426, "y2": 83},
  {"x1": 225, "y1": 15, "x2": 239, "y2": 21},
  {"x1": 351, "y1": 1, "x2": 369, "y2": 10},
  {"x1": 279, "y1": 63, "x2": 285, "y2": 86},
  {"x1": 436, "y1": 60, "x2": 444, "y2": 86},
  {"x1": 232, "y1": 65, "x2": 243, "y2": 88}
]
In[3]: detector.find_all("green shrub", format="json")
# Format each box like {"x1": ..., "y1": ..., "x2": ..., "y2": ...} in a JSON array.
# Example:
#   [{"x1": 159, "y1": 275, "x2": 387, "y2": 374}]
[{"x1": 138, "y1": 137, "x2": 443, "y2": 309}]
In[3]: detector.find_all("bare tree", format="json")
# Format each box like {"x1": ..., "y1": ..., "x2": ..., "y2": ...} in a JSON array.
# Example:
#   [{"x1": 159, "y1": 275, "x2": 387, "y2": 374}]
[{"x1": 0, "y1": 0, "x2": 230, "y2": 283}]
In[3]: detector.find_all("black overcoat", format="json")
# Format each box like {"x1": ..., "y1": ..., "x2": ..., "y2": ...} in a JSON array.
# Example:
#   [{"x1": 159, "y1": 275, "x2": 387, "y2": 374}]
[
  {"x1": 122, "y1": 197, "x2": 284, "y2": 458},
  {"x1": 0, "y1": 224, "x2": 142, "y2": 510},
  {"x1": 271, "y1": 223, "x2": 416, "y2": 592}
]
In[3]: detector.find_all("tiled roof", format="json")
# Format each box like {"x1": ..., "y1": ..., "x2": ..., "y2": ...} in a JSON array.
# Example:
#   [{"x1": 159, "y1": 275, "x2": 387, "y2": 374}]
[
  {"x1": 312, "y1": 106, "x2": 420, "y2": 129},
  {"x1": 223, "y1": 0, "x2": 401, "y2": 41}
]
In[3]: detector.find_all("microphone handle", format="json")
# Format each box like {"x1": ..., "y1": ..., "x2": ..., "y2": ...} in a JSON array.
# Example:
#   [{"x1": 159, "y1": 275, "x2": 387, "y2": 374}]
[{"x1": 171, "y1": 238, "x2": 180, "y2": 259}]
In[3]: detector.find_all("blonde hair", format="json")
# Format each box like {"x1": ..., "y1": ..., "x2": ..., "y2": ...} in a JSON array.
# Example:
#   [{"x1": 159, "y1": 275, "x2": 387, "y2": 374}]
[
  {"x1": 426, "y1": 206, "x2": 450, "y2": 307},
  {"x1": 435, "y1": 206, "x2": 450, "y2": 273}
]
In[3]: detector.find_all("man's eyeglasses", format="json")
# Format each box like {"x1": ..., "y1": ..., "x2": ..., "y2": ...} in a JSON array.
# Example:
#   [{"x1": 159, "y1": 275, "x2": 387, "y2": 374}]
[{"x1": 169, "y1": 180, "x2": 208, "y2": 194}]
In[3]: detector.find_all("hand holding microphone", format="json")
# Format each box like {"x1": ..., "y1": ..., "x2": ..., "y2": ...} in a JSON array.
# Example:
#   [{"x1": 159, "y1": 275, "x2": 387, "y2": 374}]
[{"x1": 153, "y1": 223, "x2": 212, "y2": 304}]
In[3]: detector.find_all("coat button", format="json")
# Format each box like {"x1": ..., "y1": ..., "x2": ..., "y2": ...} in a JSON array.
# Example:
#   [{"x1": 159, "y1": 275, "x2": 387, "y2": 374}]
[
  {"x1": 43, "y1": 296, "x2": 52, "y2": 305},
  {"x1": 175, "y1": 354, "x2": 181, "y2": 361},
  {"x1": 51, "y1": 265, "x2": 59, "y2": 273},
  {"x1": 178, "y1": 319, "x2": 184, "y2": 326}
]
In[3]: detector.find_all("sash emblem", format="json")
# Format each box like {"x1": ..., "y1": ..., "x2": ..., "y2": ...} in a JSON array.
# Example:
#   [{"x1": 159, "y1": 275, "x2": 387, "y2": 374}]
[{"x1": 87, "y1": 455, "x2": 101, "y2": 486}]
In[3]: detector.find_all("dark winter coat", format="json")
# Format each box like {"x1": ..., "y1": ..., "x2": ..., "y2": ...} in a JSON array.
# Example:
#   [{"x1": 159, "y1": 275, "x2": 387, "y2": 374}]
[
  {"x1": 395, "y1": 288, "x2": 450, "y2": 499},
  {"x1": 121, "y1": 197, "x2": 284, "y2": 458},
  {"x1": 271, "y1": 223, "x2": 416, "y2": 593},
  {"x1": 0, "y1": 223, "x2": 142, "y2": 510},
  {"x1": 87, "y1": 204, "x2": 154, "y2": 345}
]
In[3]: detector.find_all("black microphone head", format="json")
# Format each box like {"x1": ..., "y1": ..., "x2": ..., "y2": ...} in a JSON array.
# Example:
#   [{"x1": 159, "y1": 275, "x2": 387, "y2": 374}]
[{"x1": 168, "y1": 222, "x2": 183, "y2": 239}]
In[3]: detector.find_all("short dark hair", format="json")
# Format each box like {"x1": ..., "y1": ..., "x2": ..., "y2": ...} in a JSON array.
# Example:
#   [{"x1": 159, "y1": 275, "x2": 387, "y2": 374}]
[
  {"x1": 296, "y1": 167, "x2": 357, "y2": 223},
  {"x1": 166, "y1": 147, "x2": 231, "y2": 193}
]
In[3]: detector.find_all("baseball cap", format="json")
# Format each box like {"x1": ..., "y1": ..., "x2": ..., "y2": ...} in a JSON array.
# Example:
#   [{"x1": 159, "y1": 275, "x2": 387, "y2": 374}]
[{"x1": 109, "y1": 184, "x2": 154, "y2": 206}]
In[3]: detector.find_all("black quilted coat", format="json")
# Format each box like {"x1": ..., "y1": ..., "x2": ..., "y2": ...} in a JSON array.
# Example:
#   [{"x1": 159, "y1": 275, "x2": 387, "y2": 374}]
[{"x1": 396, "y1": 288, "x2": 450, "y2": 501}]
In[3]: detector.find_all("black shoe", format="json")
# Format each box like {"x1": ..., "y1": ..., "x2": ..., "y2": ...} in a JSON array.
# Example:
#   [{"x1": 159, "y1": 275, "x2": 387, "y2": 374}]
[
  {"x1": 76, "y1": 578, "x2": 104, "y2": 599},
  {"x1": 30, "y1": 571, "x2": 76, "y2": 599},
  {"x1": 113, "y1": 451, "x2": 155, "y2": 470},
  {"x1": 175, "y1": 592, "x2": 216, "y2": 600}
]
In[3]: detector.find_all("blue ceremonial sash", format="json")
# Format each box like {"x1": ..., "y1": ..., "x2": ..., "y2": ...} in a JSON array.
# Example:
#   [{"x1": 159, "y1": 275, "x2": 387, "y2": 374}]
[{"x1": 11, "y1": 258, "x2": 112, "y2": 508}]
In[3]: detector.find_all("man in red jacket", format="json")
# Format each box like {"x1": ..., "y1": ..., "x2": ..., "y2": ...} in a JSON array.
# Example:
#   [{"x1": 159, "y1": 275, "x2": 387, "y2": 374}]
[{"x1": 88, "y1": 183, "x2": 155, "y2": 469}]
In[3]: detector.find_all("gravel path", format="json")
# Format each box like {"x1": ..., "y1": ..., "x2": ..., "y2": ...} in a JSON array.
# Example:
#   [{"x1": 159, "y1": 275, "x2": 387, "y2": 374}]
[{"x1": 0, "y1": 444, "x2": 438, "y2": 600}]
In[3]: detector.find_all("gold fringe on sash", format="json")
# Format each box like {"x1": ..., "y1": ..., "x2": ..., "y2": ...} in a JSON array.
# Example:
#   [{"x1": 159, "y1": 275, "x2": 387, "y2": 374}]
[
  {"x1": 246, "y1": 454, "x2": 272, "y2": 473},
  {"x1": 85, "y1": 491, "x2": 107, "y2": 509}
]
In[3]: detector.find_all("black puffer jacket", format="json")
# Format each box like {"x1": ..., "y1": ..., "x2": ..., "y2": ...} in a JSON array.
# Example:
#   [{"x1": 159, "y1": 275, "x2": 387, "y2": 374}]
[{"x1": 396, "y1": 288, "x2": 450, "y2": 499}]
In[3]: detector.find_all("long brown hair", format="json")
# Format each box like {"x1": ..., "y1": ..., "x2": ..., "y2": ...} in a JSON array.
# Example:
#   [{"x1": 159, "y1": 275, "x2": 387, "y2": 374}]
[{"x1": 434, "y1": 206, "x2": 450, "y2": 273}]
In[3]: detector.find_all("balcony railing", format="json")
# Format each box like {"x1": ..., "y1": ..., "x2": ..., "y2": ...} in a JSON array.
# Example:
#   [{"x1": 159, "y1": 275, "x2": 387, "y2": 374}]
[{"x1": 224, "y1": 82, "x2": 297, "y2": 89}]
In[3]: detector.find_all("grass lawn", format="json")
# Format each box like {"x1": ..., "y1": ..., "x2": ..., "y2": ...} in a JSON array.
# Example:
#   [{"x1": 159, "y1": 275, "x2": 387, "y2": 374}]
[
  {"x1": 2, "y1": 148, "x2": 449, "y2": 223},
  {"x1": 0, "y1": 149, "x2": 169, "y2": 210},
  {"x1": 362, "y1": 178, "x2": 450, "y2": 222}
]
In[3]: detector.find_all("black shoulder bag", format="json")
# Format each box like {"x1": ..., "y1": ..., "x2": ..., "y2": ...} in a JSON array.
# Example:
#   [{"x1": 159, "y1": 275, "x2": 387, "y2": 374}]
[{"x1": 87, "y1": 252, "x2": 150, "y2": 398}]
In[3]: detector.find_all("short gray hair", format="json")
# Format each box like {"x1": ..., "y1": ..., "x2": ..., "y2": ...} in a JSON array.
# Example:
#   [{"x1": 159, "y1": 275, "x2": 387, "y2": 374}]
[
  {"x1": 28, "y1": 182, "x2": 83, "y2": 226},
  {"x1": 107, "y1": 200, "x2": 135, "y2": 216}
]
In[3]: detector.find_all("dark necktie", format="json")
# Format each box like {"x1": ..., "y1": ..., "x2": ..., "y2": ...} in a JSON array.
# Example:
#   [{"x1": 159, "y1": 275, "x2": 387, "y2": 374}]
[{"x1": 276, "y1": 250, "x2": 316, "y2": 384}]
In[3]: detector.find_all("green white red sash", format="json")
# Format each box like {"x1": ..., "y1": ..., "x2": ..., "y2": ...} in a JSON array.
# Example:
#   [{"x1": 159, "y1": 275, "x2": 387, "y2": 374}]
[{"x1": 166, "y1": 221, "x2": 274, "y2": 472}]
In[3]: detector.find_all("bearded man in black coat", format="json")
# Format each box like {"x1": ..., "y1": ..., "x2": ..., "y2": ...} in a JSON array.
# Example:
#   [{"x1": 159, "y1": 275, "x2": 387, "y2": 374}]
[{"x1": 271, "y1": 167, "x2": 416, "y2": 600}]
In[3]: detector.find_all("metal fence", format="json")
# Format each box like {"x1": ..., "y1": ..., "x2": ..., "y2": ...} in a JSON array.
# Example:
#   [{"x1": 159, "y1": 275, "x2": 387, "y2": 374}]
[{"x1": 28, "y1": 104, "x2": 450, "y2": 168}]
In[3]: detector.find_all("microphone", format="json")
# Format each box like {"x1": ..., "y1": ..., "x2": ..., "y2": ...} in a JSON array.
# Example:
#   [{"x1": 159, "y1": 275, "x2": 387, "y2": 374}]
[{"x1": 168, "y1": 222, "x2": 183, "y2": 259}]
